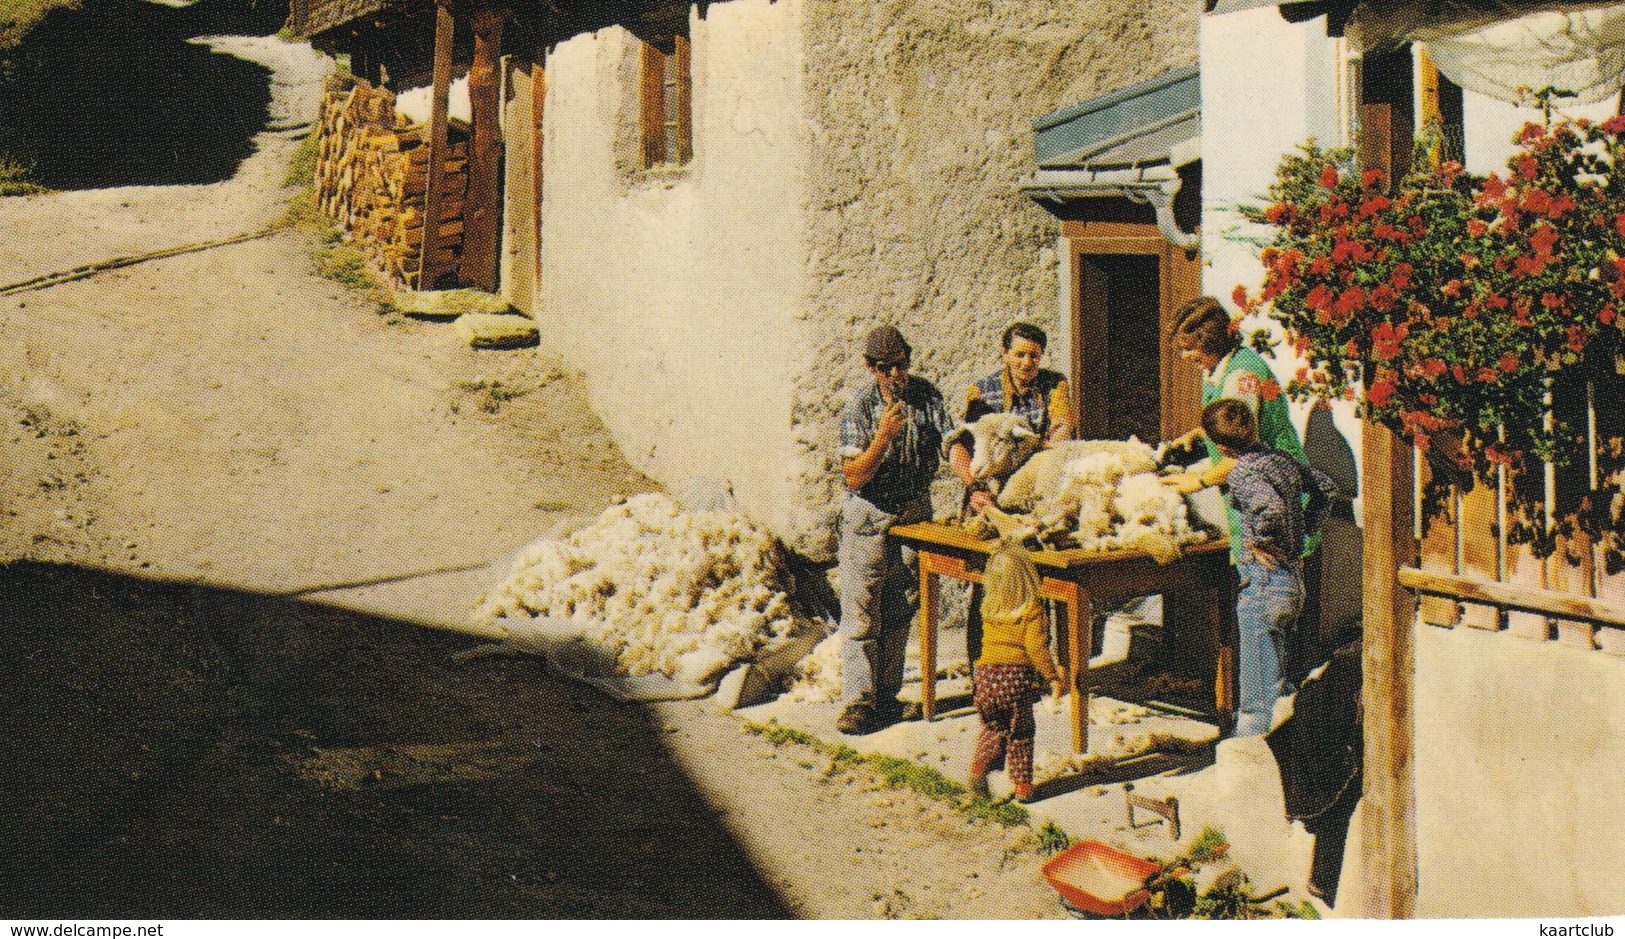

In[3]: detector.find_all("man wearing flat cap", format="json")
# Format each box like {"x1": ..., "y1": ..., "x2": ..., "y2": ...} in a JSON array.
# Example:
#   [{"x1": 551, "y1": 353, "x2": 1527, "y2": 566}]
[{"x1": 834, "y1": 325, "x2": 955, "y2": 735}]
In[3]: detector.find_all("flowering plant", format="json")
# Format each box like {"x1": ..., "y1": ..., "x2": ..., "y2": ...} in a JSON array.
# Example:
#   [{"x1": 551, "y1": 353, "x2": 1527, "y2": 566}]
[{"x1": 1239, "y1": 118, "x2": 1625, "y2": 520}]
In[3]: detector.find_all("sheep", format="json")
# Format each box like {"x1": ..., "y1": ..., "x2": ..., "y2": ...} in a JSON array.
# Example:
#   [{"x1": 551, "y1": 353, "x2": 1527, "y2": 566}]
[
  {"x1": 997, "y1": 438, "x2": 1158, "y2": 511},
  {"x1": 946, "y1": 412, "x2": 1042, "y2": 483},
  {"x1": 1105, "y1": 471, "x2": 1206, "y2": 563}
]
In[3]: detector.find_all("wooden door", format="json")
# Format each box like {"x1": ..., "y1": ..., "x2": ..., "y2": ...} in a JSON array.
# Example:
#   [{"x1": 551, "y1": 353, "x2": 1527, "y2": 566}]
[{"x1": 1063, "y1": 220, "x2": 1202, "y2": 444}]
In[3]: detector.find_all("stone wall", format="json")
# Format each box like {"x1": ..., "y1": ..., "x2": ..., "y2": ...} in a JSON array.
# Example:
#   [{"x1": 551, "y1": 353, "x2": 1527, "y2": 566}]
[{"x1": 791, "y1": 0, "x2": 1199, "y2": 558}]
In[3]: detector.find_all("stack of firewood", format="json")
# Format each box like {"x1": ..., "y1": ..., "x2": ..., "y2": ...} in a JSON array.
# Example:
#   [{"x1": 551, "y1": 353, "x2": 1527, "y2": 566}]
[{"x1": 313, "y1": 80, "x2": 469, "y2": 289}]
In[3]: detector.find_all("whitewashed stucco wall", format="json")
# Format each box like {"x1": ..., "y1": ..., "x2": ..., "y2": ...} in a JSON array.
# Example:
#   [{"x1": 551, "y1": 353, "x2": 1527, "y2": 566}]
[
  {"x1": 536, "y1": 0, "x2": 812, "y2": 545},
  {"x1": 1200, "y1": 8, "x2": 1364, "y2": 518},
  {"x1": 1415, "y1": 624, "x2": 1625, "y2": 917}
]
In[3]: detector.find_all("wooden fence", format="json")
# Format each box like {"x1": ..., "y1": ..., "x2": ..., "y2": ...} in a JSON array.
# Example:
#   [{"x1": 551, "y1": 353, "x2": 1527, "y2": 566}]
[{"x1": 1404, "y1": 376, "x2": 1625, "y2": 655}]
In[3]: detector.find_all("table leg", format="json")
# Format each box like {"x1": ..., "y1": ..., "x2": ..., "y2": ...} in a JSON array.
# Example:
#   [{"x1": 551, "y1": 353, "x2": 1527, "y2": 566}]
[
  {"x1": 920, "y1": 562, "x2": 938, "y2": 722},
  {"x1": 1065, "y1": 587, "x2": 1090, "y2": 755},
  {"x1": 1216, "y1": 583, "x2": 1237, "y2": 722}
]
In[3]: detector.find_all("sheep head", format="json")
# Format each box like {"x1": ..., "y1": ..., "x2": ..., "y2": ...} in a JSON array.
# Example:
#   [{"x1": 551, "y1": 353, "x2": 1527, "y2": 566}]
[{"x1": 950, "y1": 412, "x2": 1040, "y2": 481}]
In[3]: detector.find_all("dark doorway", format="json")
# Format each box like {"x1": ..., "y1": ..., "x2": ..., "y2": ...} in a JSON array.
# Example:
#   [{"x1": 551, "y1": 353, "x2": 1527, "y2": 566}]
[{"x1": 1079, "y1": 253, "x2": 1162, "y2": 444}]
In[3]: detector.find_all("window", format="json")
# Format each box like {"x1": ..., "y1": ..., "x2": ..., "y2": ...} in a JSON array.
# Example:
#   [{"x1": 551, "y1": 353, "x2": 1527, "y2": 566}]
[{"x1": 639, "y1": 36, "x2": 692, "y2": 168}]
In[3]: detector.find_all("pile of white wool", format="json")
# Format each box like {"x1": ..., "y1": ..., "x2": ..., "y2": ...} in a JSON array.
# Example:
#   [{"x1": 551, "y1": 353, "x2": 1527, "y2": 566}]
[{"x1": 474, "y1": 493, "x2": 798, "y2": 684}]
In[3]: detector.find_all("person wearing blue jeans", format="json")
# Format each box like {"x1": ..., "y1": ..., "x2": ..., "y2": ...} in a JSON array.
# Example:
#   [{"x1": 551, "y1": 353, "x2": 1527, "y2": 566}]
[
  {"x1": 1202, "y1": 397, "x2": 1337, "y2": 737},
  {"x1": 834, "y1": 325, "x2": 956, "y2": 735}
]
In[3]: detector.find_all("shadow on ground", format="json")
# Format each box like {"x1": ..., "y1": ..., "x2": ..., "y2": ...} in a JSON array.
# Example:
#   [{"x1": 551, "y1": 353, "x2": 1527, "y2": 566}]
[
  {"x1": 0, "y1": 0, "x2": 285, "y2": 189},
  {"x1": 0, "y1": 560, "x2": 790, "y2": 918}
]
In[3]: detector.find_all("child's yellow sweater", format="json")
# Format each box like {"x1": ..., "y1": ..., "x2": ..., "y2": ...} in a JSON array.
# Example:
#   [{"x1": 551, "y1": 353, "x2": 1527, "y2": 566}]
[{"x1": 974, "y1": 606, "x2": 1059, "y2": 681}]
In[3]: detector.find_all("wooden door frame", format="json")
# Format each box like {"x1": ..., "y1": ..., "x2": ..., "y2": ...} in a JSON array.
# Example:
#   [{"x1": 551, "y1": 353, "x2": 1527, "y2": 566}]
[{"x1": 1061, "y1": 220, "x2": 1203, "y2": 443}]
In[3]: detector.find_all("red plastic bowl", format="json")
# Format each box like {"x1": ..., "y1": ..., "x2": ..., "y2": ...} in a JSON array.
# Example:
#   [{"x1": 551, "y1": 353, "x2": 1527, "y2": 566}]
[{"x1": 1041, "y1": 840, "x2": 1162, "y2": 916}]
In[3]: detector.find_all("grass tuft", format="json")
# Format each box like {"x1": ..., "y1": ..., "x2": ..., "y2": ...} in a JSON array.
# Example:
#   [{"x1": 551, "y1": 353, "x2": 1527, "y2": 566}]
[
  {"x1": 283, "y1": 129, "x2": 318, "y2": 190},
  {"x1": 1187, "y1": 824, "x2": 1229, "y2": 863},
  {"x1": 0, "y1": 154, "x2": 49, "y2": 196},
  {"x1": 744, "y1": 719, "x2": 1035, "y2": 828},
  {"x1": 1034, "y1": 820, "x2": 1072, "y2": 857}
]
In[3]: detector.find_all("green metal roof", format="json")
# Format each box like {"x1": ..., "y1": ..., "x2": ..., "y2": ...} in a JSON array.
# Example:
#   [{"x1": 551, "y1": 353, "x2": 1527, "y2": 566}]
[{"x1": 1032, "y1": 65, "x2": 1200, "y2": 170}]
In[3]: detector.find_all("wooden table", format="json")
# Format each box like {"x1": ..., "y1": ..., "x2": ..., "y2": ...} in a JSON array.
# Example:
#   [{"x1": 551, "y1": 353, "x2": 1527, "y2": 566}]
[{"x1": 889, "y1": 522, "x2": 1235, "y2": 754}]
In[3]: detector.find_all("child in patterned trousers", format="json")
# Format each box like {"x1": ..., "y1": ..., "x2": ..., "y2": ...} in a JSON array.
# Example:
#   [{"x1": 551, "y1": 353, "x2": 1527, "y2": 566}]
[{"x1": 967, "y1": 543, "x2": 1064, "y2": 803}]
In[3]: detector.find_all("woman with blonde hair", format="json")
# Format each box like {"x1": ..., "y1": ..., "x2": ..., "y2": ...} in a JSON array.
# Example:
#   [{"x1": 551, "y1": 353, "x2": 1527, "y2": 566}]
[{"x1": 966, "y1": 543, "x2": 1064, "y2": 803}]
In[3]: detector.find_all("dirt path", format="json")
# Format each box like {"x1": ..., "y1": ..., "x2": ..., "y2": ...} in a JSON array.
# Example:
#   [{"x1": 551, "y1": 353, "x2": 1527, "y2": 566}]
[
  {"x1": 0, "y1": 36, "x2": 328, "y2": 288},
  {"x1": 0, "y1": 34, "x2": 1072, "y2": 920}
]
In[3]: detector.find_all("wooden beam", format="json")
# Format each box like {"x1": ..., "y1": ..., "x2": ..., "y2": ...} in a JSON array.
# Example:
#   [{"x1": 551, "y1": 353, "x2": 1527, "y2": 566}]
[
  {"x1": 461, "y1": 8, "x2": 505, "y2": 291},
  {"x1": 1399, "y1": 567, "x2": 1625, "y2": 629},
  {"x1": 419, "y1": 0, "x2": 455, "y2": 288},
  {"x1": 1360, "y1": 419, "x2": 1419, "y2": 918},
  {"x1": 1355, "y1": 98, "x2": 1418, "y2": 920}
]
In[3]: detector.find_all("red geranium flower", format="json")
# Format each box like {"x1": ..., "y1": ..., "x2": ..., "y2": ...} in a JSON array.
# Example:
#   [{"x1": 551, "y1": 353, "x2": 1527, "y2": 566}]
[
  {"x1": 1320, "y1": 165, "x2": 1341, "y2": 189},
  {"x1": 1499, "y1": 352, "x2": 1519, "y2": 373},
  {"x1": 1332, "y1": 239, "x2": 1371, "y2": 264},
  {"x1": 1332, "y1": 285, "x2": 1365, "y2": 322},
  {"x1": 1306, "y1": 282, "x2": 1332, "y2": 316},
  {"x1": 1369, "y1": 283, "x2": 1399, "y2": 312},
  {"x1": 1467, "y1": 219, "x2": 1489, "y2": 237},
  {"x1": 1513, "y1": 254, "x2": 1547, "y2": 277},
  {"x1": 1371, "y1": 320, "x2": 1407, "y2": 358},
  {"x1": 1358, "y1": 195, "x2": 1392, "y2": 218},
  {"x1": 1362, "y1": 168, "x2": 1385, "y2": 188},
  {"x1": 1529, "y1": 223, "x2": 1559, "y2": 257}
]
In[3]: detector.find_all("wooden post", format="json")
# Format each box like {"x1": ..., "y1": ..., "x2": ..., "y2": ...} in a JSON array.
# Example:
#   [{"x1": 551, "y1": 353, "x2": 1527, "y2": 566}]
[
  {"x1": 1359, "y1": 421, "x2": 1418, "y2": 918},
  {"x1": 501, "y1": 57, "x2": 541, "y2": 316},
  {"x1": 1357, "y1": 101, "x2": 1419, "y2": 919},
  {"x1": 461, "y1": 7, "x2": 505, "y2": 292},
  {"x1": 639, "y1": 42, "x2": 666, "y2": 168},
  {"x1": 419, "y1": 0, "x2": 455, "y2": 290}
]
